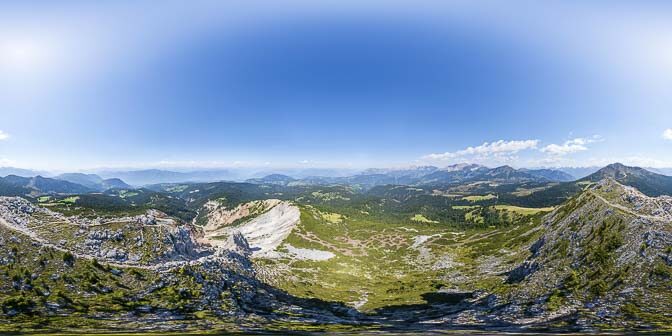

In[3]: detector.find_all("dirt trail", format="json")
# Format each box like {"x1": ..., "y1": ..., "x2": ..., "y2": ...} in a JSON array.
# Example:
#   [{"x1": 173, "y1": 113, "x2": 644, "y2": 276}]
[{"x1": 590, "y1": 191, "x2": 669, "y2": 222}]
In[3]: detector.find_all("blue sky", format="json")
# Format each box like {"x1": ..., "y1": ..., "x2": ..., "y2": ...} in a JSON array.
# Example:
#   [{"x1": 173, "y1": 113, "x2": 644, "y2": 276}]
[{"x1": 1, "y1": 1, "x2": 671, "y2": 171}]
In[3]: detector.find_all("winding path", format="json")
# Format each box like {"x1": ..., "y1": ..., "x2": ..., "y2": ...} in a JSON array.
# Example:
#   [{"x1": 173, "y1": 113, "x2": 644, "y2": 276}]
[{"x1": 589, "y1": 190, "x2": 670, "y2": 222}]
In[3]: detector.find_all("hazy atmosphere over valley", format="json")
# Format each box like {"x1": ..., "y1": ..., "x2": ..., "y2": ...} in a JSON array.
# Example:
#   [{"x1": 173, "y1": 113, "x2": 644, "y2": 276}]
[{"x1": 1, "y1": 1, "x2": 672, "y2": 334}]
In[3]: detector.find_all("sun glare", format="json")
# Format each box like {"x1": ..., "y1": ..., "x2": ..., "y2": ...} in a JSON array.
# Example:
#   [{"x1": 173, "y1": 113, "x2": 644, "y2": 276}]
[{"x1": 0, "y1": 39, "x2": 47, "y2": 73}]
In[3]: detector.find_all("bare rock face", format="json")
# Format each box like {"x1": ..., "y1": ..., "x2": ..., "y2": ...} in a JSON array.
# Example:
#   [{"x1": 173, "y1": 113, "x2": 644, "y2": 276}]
[
  {"x1": 164, "y1": 225, "x2": 204, "y2": 259},
  {"x1": 199, "y1": 200, "x2": 300, "y2": 258},
  {"x1": 201, "y1": 199, "x2": 282, "y2": 231},
  {"x1": 222, "y1": 231, "x2": 252, "y2": 258}
]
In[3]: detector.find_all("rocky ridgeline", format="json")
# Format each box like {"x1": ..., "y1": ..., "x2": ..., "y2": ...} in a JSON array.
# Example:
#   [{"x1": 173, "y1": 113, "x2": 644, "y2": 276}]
[
  {"x1": 78, "y1": 223, "x2": 207, "y2": 263},
  {"x1": 0, "y1": 197, "x2": 161, "y2": 229},
  {"x1": 0, "y1": 195, "x2": 266, "y2": 282},
  {"x1": 607, "y1": 181, "x2": 672, "y2": 221},
  {"x1": 0, "y1": 197, "x2": 359, "y2": 330},
  {"x1": 0, "y1": 196, "x2": 269, "y2": 277},
  {"x1": 499, "y1": 178, "x2": 672, "y2": 327},
  {"x1": 0, "y1": 196, "x2": 210, "y2": 266}
]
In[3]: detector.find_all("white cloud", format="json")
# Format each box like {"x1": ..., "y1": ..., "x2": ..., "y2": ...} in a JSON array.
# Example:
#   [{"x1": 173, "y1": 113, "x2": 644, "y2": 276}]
[
  {"x1": 423, "y1": 136, "x2": 607, "y2": 167},
  {"x1": 663, "y1": 128, "x2": 672, "y2": 140},
  {"x1": 0, "y1": 130, "x2": 9, "y2": 140},
  {"x1": 0, "y1": 157, "x2": 16, "y2": 166},
  {"x1": 541, "y1": 135, "x2": 602, "y2": 155},
  {"x1": 423, "y1": 139, "x2": 539, "y2": 161}
]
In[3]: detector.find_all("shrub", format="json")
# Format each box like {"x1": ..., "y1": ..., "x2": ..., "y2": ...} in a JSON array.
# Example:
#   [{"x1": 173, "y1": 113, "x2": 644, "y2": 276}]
[
  {"x1": 589, "y1": 280, "x2": 608, "y2": 297},
  {"x1": 130, "y1": 269, "x2": 145, "y2": 280},
  {"x1": 546, "y1": 289, "x2": 565, "y2": 311},
  {"x1": 2, "y1": 295, "x2": 36, "y2": 314},
  {"x1": 62, "y1": 252, "x2": 75, "y2": 266},
  {"x1": 621, "y1": 303, "x2": 640, "y2": 318},
  {"x1": 652, "y1": 262, "x2": 671, "y2": 279},
  {"x1": 564, "y1": 270, "x2": 580, "y2": 289}
]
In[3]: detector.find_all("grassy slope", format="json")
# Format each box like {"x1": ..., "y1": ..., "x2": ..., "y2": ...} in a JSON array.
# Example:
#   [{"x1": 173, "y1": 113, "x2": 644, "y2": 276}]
[{"x1": 257, "y1": 203, "x2": 547, "y2": 311}]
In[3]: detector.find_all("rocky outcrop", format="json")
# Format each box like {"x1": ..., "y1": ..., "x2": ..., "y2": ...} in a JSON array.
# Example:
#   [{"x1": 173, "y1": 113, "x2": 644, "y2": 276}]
[{"x1": 222, "y1": 231, "x2": 252, "y2": 258}]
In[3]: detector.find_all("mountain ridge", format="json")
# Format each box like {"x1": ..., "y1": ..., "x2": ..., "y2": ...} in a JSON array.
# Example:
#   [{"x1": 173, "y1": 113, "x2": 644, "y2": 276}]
[
  {"x1": 55, "y1": 173, "x2": 132, "y2": 191},
  {"x1": 245, "y1": 164, "x2": 574, "y2": 188},
  {"x1": 581, "y1": 163, "x2": 672, "y2": 197},
  {"x1": 503, "y1": 178, "x2": 672, "y2": 326}
]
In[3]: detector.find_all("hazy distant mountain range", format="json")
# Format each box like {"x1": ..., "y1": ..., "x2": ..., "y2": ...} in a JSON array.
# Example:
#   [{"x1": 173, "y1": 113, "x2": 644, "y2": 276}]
[
  {"x1": 0, "y1": 175, "x2": 92, "y2": 196},
  {"x1": 96, "y1": 168, "x2": 360, "y2": 185},
  {"x1": 1, "y1": 164, "x2": 670, "y2": 192},
  {"x1": 97, "y1": 169, "x2": 236, "y2": 186},
  {"x1": 55, "y1": 173, "x2": 132, "y2": 191},
  {"x1": 245, "y1": 164, "x2": 579, "y2": 188}
]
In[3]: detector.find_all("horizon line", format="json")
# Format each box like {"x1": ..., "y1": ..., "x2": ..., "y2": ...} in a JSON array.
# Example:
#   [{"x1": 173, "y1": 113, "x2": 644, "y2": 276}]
[{"x1": 1, "y1": 161, "x2": 670, "y2": 174}]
